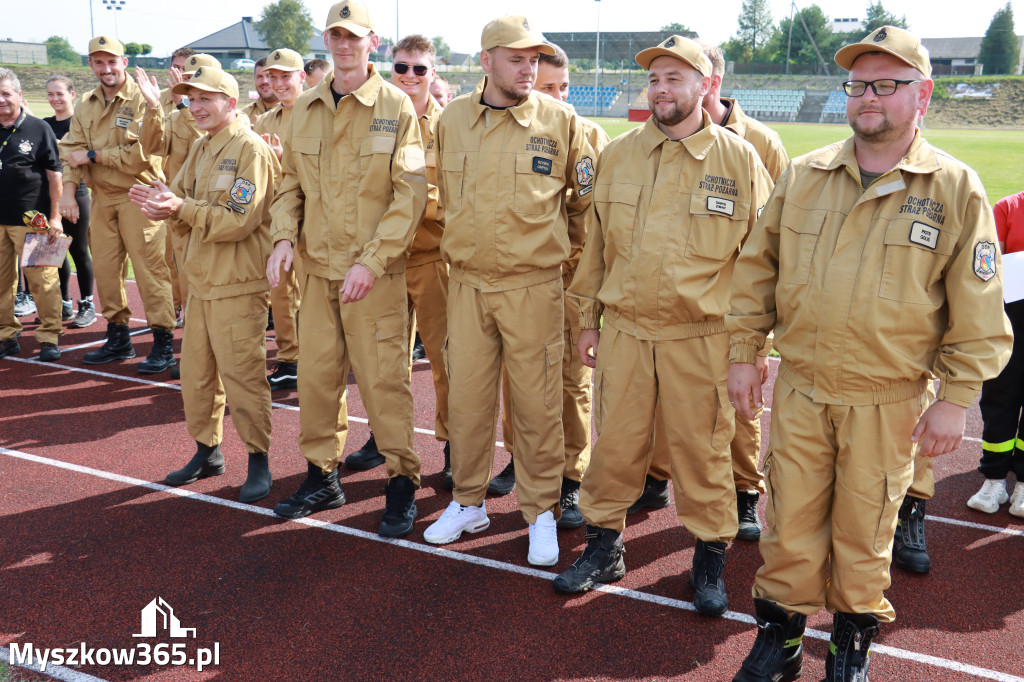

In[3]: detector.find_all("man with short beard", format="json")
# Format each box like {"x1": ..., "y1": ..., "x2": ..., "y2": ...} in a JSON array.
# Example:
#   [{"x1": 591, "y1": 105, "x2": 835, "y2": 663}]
[
  {"x1": 159, "y1": 47, "x2": 195, "y2": 116},
  {"x1": 552, "y1": 36, "x2": 771, "y2": 617},
  {"x1": 241, "y1": 59, "x2": 278, "y2": 121},
  {"x1": 729, "y1": 27, "x2": 1011, "y2": 681}
]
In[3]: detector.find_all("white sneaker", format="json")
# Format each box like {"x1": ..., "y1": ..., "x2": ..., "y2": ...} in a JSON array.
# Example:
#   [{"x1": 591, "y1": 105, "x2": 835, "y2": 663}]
[
  {"x1": 528, "y1": 510, "x2": 559, "y2": 566},
  {"x1": 1010, "y1": 482, "x2": 1024, "y2": 518},
  {"x1": 966, "y1": 478, "x2": 1008, "y2": 514},
  {"x1": 423, "y1": 500, "x2": 489, "y2": 544}
]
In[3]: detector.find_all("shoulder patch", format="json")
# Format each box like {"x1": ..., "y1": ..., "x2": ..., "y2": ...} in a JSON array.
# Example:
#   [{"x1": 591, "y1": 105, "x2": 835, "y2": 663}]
[
  {"x1": 230, "y1": 178, "x2": 257, "y2": 205},
  {"x1": 974, "y1": 241, "x2": 997, "y2": 281},
  {"x1": 575, "y1": 156, "x2": 594, "y2": 186}
]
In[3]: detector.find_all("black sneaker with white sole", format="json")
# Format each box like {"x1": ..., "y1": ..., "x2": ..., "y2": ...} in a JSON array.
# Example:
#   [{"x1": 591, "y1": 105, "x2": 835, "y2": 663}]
[
  {"x1": 273, "y1": 462, "x2": 346, "y2": 519},
  {"x1": 267, "y1": 361, "x2": 298, "y2": 391}
]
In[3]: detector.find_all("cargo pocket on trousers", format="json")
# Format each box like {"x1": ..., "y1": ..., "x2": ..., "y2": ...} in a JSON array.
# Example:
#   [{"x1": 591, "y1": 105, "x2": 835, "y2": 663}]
[
  {"x1": 544, "y1": 339, "x2": 564, "y2": 408},
  {"x1": 375, "y1": 310, "x2": 408, "y2": 382},
  {"x1": 710, "y1": 381, "x2": 735, "y2": 452},
  {"x1": 592, "y1": 364, "x2": 604, "y2": 432},
  {"x1": 231, "y1": 312, "x2": 268, "y2": 375},
  {"x1": 874, "y1": 459, "x2": 914, "y2": 553},
  {"x1": 762, "y1": 449, "x2": 777, "y2": 533}
]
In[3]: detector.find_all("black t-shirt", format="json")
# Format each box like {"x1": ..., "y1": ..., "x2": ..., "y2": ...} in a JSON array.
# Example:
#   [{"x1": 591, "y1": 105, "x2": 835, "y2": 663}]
[
  {"x1": 0, "y1": 109, "x2": 62, "y2": 225},
  {"x1": 44, "y1": 115, "x2": 72, "y2": 140}
]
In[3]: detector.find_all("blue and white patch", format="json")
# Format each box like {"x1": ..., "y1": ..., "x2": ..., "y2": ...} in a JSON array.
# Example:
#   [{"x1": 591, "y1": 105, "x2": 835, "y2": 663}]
[
  {"x1": 974, "y1": 240, "x2": 997, "y2": 282},
  {"x1": 909, "y1": 222, "x2": 939, "y2": 250},
  {"x1": 230, "y1": 178, "x2": 256, "y2": 205}
]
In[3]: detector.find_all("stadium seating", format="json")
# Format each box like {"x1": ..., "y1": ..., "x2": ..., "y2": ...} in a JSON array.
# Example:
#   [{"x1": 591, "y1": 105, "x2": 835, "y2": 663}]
[
  {"x1": 729, "y1": 89, "x2": 805, "y2": 122},
  {"x1": 819, "y1": 90, "x2": 847, "y2": 123},
  {"x1": 567, "y1": 85, "x2": 619, "y2": 110}
]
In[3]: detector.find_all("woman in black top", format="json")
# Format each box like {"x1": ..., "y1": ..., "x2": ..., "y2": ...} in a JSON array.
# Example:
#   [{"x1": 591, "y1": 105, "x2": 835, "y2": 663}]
[{"x1": 44, "y1": 75, "x2": 96, "y2": 328}]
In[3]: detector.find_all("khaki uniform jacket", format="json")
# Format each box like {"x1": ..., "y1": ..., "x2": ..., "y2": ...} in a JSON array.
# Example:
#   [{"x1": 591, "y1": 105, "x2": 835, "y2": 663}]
[
  {"x1": 437, "y1": 79, "x2": 597, "y2": 292},
  {"x1": 59, "y1": 77, "x2": 163, "y2": 203},
  {"x1": 253, "y1": 103, "x2": 292, "y2": 143},
  {"x1": 721, "y1": 98, "x2": 789, "y2": 182},
  {"x1": 407, "y1": 94, "x2": 444, "y2": 268},
  {"x1": 159, "y1": 88, "x2": 176, "y2": 117},
  {"x1": 570, "y1": 113, "x2": 772, "y2": 341},
  {"x1": 728, "y1": 133, "x2": 1012, "y2": 407},
  {"x1": 564, "y1": 113, "x2": 611, "y2": 288},
  {"x1": 270, "y1": 66, "x2": 427, "y2": 280},
  {"x1": 169, "y1": 115, "x2": 281, "y2": 300},
  {"x1": 140, "y1": 105, "x2": 201, "y2": 189},
  {"x1": 241, "y1": 99, "x2": 271, "y2": 122}
]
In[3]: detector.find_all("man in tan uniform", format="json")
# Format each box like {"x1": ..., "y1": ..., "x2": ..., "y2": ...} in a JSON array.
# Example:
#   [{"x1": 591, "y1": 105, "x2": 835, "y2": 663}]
[
  {"x1": 421, "y1": 16, "x2": 596, "y2": 568},
  {"x1": 729, "y1": 27, "x2": 1012, "y2": 682},
  {"x1": 130, "y1": 66, "x2": 280, "y2": 503},
  {"x1": 254, "y1": 48, "x2": 306, "y2": 392},
  {"x1": 266, "y1": 0, "x2": 427, "y2": 539},
  {"x1": 158, "y1": 48, "x2": 196, "y2": 117},
  {"x1": 59, "y1": 36, "x2": 176, "y2": 374},
  {"x1": 240, "y1": 59, "x2": 278, "y2": 121},
  {"x1": 552, "y1": 37, "x2": 771, "y2": 618},
  {"x1": 346, "y1": 34, "x2": 452, "y2": 478}
]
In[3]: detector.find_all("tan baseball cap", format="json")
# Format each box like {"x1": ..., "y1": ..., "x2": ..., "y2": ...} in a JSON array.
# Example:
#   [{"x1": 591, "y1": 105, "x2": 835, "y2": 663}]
[
  {"x1": 834, "y1": 26, "x2": 932, "y2": 78},
  {"x1": 481, "y1": 16, "x2": 555, "y2": 55},
  {"x1": 88, "y1": 35, "x2": 124, "y2": 56},
  {"x1": 182, "y1": 53, "x2": 222, "y2": 76},
  {"x1": 172, "y1": 66, "x2": 239, "y2": 100},
  {"x1": 325, "y1": 0, "x2": 375, "y2": 37},
  {"x1": 265, "y1": 48, "x2": 304, "y2": 72},
  {"x1": 635, "y1": 35, "x2": 712, "y2": 76}
]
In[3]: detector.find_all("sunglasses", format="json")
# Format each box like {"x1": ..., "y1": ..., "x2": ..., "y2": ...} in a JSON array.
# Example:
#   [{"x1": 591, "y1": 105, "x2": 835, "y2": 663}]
[{"x1": 393, "y1": 62, "x2": 429, "y2": 76}]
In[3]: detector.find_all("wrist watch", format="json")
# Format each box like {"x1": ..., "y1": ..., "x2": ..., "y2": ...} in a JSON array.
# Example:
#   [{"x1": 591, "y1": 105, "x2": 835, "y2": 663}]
[{"x1": 87, "y1": 150, "x2": 97, "y2": 164}]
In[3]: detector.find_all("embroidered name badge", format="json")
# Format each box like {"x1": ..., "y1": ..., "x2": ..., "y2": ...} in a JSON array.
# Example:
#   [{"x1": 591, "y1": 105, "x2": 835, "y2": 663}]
[
  {"x1": 532, "y1": 156, "x2": 552, "y2": 175},
  {"x1": 974, "y1": 240, "x2": 997, "y2": 282},
  {"x1": 230, "y1": 178, "x2": 256, "y2": 204},
  {"x1": 115, "y1": 117, "x2": 131, "y2": 128},
  {"x1": 707, "y1": 196, "x2": 735, "y2": 216},
  {"x1": 227, "y1": 202, "x2": 246, "y2": 214},
  {"x1": 908, "y1": 222, "x2": 939, "y2": 249}
]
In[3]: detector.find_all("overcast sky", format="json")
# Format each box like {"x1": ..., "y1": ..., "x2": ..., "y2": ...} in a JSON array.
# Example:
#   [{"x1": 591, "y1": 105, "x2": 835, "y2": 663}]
[{"x1": 6, "y1": 0, "x2": 1022, "y2": 58}]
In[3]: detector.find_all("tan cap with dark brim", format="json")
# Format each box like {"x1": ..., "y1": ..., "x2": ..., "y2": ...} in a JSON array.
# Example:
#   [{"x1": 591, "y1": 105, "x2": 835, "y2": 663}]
[
  {"x1": 834, "y1": 26, "x2": 931, "y2": 78},
  {"x1": 172, "y1": 66, "x2": 239, "y2": 100},
  {"x1": 325, "y1": 0, "x2": 375, "y2": 37},
  {"x1": 265, "y1": 48, "x2": 304, "y2": 72},
  {"x1": 481, "y1": 16, "x2": 555, "y2": 54},
  {"x1": 182, "y1": 53, "x2": 222, "y2": 77},
  {"x1": 635, "y1": 35, "x2": 712, "y2": 76},
  {"x1": 88, "y1": 35, "x2": 124, "y2": 56}
]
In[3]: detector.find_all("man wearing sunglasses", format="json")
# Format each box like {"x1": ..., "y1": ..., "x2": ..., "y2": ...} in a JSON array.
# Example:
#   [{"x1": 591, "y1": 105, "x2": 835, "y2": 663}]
[{"x1": 728, "y1": 26, "x2": 1011, "y2": 682}]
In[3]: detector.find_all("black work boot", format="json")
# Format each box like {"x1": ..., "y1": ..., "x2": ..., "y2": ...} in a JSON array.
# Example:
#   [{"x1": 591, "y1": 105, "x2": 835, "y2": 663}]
[
  {"x1": 441, "y1": 441, "x2": 453, "y2": 491},
  {"x1": 83, "y1": 322, "x2": 135, "y2": 364},
  {"x1": 165, "y1": 442, "x2": 225, "y2": 486},
  {"x1": 239, "y1": 452, "x2": 272, "y2": 503},
  {"x1": 553, "y1": 525, "x2": 626, "y2": 593},
  {"x1": 627, "y1": 474, "x2": 670, "y2": 514},
  {"x1": 893, "y1": 495, "x2": 930, "y2": 573},
  {"x1": 379, "y1": 474, "x2": 418, "y2": 538},
  {"x1": 488, "y1": 460, "x2": 516, "y2": 496},
  {"x1": 37, "y1": 342, "x2": 61, "y2": 362},
  {"x1": 138, "y1": 327, "x2": 176, "y2": 374},
  {"x1": 733, "y1": 598, "x2": 806, "y2": 682},
  {"x1": 273, "y1": 462, "x2": 346, "y2": 519},
  {"x1": 557, "y1": 477, "x2": 584, "y2": 529},
  {"x1": 345, "y1": 433, "x2": 385, "y2": 470},
  {"x1": 736, "y1": 491, "x2": 762, "y2": 541},
  {"x1": 691, "y1": 539, "x2": 729, "y2": 616},
  {"x1": 823, "y1": 611, "x2": 879, "y2": 682},
  {"x1": 0, "y1": 336, "x2": 21, "y2": 359}
]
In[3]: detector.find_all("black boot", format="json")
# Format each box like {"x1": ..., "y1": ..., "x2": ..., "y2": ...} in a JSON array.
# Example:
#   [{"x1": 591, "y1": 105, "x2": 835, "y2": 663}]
[
  {"x1": 824, "y1": 612, "x2": 879, "y2": 682},
  {"x1": 379, "y1": 474, "x2": 418, "y2": 538},
  {"x1": 737, "y1": 491, "x2": 762, "y2": 541},
  {"x1": 0, "y1": 336, "x2": 21, "y2": 359},
  {"x1": 893, "y1": 495, "x2": 930, "y2": 573},
  {"x1": 239, "y1": 452, "x2": 272, "y2": 503},
  {"x1": 488, "y1": 460, "x2": 516, "y2": 495},
  {"x1": 626, "y1": 474, "x2": 670, "y2": 514},
  {"x1": 557, "y1": 477, "x2": 584, "y2": 529},
  {"x1": 138, "y1": 327, "x2": 176, "y2": 374},
  {"x1": 691, "y1": 539, "x2": 729, "y2": 616},
  {"x1": 83, "y1": 322, "x2": 135, "y2": 364},
  {"x1": 345, "y1": 433, "x2": 385, "y2": 470},
  {"x1": 165, "y1": 442, "x2": 225, "y2": 485},
  {"x1": 553, "y1": 525, "x2": 626, "y2": 593},
  {"x1": 441, "y1": 441, "x2": 453, "y2": 491},
  {"x1": 273, "y1": 462, "x2": 346, "y2": 519},
  {"x1": 733, "y1": 599, "x2": 806, "y2": 682}
]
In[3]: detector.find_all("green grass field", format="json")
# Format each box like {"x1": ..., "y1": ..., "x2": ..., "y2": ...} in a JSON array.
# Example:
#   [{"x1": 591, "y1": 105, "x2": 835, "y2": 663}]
[{"x1": 592, "y1": 117, "x2": 1024, "y2": 203}]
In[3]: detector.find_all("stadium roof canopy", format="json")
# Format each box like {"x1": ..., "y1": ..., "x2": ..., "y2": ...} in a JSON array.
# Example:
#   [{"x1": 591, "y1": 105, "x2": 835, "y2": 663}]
[{"x1": 543, "y1": 31, "x2": 698, "y2": 62}]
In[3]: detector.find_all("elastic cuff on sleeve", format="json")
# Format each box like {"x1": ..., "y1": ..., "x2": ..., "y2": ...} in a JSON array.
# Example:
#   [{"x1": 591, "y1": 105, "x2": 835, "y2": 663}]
[
  {"x1": 935, "y1": 381, "x2": 978, "y2": 409},
  {"x1": 578, "y1": 313, "x2": 602, "y2": 330},
  {"x1": 730, "y1": 344, "x2": 759, "y2": 364},
  {"x1": 356, "y1": 255, "x2": 385, "y2": 279}
]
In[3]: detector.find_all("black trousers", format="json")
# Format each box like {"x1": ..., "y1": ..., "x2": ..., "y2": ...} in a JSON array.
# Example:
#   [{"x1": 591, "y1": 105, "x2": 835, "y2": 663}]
[{"x1": 979, "y1": 299, "x2": 1024, "y2": 480}]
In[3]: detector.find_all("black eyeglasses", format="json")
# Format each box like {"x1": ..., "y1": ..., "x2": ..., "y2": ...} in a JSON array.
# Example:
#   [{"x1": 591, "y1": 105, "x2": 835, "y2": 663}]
[
  {"x1": 842, "y1": 79, "x2": 921, "y2": 97},
  {"x1": 393, "y1": 62, "x2": 429, "y2": 76}
]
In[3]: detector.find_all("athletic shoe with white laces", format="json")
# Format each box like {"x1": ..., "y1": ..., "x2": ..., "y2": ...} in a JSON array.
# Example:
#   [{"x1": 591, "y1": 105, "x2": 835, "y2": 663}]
[
  {"x1": 423, "y1": 500, "x2": 490, "y2": 544},
  {"x1": 528, "y1": 510, "x2": 559, "y2": 566},
  {"x1": 967, "y1": 478, "x2": 1009, "y2": 514},
  {"x1": 1010, "y1": 482, "x2": 1024, "y2": 518}
]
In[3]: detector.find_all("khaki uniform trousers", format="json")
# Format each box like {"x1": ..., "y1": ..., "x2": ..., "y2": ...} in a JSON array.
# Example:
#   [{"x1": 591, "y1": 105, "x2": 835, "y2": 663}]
[
  {"x1": 298, "y1": 272, "x2": 420, "y2": 485},
  {"x1": 500, "y1": 289, "x2": 593, "y2": 482},
  {"x1": 908, "y1": 449, "x2": 935, "y2": 500},
  {"x1": 448, "y1": 277, "x2": 565, "y2": 523},
  {"x1": 406, "y1": 259, "x2": 450, "y2": 441},
  {"x1": 580, "y1": 327, "x2": 737, "y2": 538},
  {"x1": 182, "y1": 292, "x2": 272, "y2": 454},
  {"x1": 753, "y1": 375, "x2": 932, "y2": 622},
  {"x1": 89, "y1": 199, "x2": 175, "y2": 330},
  {"x1": 269, "y1": 257, "x2": 303, "y2": 363},
  {"x1": 165, "y1": 228, "x2": 186, "y2": 311},
  {"x1": 0, "y1": 224, "x2": 62, "y2": 345}
]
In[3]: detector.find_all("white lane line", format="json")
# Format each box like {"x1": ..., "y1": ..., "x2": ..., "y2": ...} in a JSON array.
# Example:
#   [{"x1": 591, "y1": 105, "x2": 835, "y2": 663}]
[
  {"x1": 2, "y1": 446, "x2": 1022, "y2": 682},
  {"x1": 1, "y1": 645, "x2": 107, "y2": 682}
]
